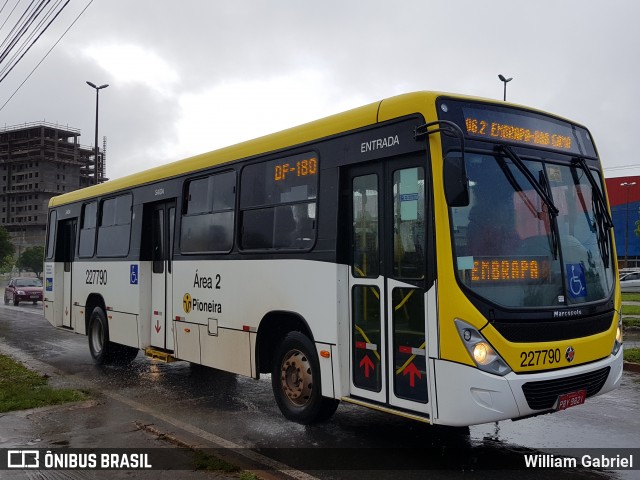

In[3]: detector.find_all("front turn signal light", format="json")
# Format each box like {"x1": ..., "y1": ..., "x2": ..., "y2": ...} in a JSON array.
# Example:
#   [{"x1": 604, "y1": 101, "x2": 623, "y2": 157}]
[{"x1": 612, "y1": 316, "x2": 623, "y2": 356}]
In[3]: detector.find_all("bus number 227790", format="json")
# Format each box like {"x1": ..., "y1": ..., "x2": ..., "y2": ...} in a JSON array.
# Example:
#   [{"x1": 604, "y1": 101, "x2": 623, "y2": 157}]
[{"x1": 86, "y1": 269, "x2": 108, "y2": 285}]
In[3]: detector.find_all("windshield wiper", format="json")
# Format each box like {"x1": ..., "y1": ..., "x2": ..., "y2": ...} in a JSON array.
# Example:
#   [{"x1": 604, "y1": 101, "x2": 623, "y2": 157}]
[
  {"x1": 572, "y1": 157, "x2": 613, "y2": 267},
  {"x1": 572, "y1": 157, "x2": 614, "y2": 229},
  {"x1": 494, "y1": 155, "x2": 539, "y2": 218},
  {"x1": 537, "y1": 170, "x2": 560, "y2": 260},
  {"x1": 497, "y1": 145, "x2": 560, "y2": 258},
  {"x1": 498, "y1": 145, "x2": 560, "y2": 217}
]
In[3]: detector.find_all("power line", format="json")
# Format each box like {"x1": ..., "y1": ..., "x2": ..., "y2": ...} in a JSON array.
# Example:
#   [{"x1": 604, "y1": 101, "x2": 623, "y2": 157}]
[
  {"x1": 0, "y1": 0, "x2": 10, "y2": 17},
  {"x1": 0, "y1": 0, "x2": 22, "y2": 36},
  {"x1": 0, "y1": 0, "x2": 69, "y2": 83},
  {"x1": 0, "y1": 0, "x2": 69, "y2": 82},
  {"x1": 0, "y1": 0, "x2": 41, "y2": 59},
  {"x1": 0, "y1": 0, "x2": 65, "y2": 75},
  {"x1": 0, "y1": 0, "x2": 94, "y2": 112}
]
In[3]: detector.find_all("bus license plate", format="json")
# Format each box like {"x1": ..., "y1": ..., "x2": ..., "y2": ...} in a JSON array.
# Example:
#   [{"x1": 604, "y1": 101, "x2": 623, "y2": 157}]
[{"x1": 556, "y1": 390, "x2": 586, "y2": 410}]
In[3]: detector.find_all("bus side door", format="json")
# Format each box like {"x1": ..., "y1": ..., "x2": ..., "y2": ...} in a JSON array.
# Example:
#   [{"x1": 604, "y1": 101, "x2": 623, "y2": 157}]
[
  {"x1": 55, "y1": 218, "x2": 77, "y2": 329},
  {"x1": 346, "y1": 154, "x2": 432, "y2": 415},
  {"x1": 149, "y1": 200, "x2": 176, "y2": 350}
]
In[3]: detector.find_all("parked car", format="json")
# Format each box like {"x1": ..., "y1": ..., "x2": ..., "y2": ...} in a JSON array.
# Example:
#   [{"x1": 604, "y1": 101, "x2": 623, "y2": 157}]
[
  {"x1": 4, "y1": 277, "x2": 43, "y2": 305},
  {"x1": 620, "y1": 271, "x2": 640, "y2": 293}
]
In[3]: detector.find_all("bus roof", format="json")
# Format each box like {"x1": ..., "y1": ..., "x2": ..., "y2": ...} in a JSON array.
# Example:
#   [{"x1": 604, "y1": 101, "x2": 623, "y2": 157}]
[{"x1": 48, "y1": 91, "x2": 545, "y2": 208}]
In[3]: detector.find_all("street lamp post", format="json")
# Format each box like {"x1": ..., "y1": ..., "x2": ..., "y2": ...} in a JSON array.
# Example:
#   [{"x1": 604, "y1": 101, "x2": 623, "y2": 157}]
[
  {"x1": 621, "y1": 181, "x2": 637, "y2": 268},
  {"x1": 498, "y1": 74, "x2": 513, "y2": 101},
  {"x1": 86, "y1": 81, "x2": 109, "y2": 185}
]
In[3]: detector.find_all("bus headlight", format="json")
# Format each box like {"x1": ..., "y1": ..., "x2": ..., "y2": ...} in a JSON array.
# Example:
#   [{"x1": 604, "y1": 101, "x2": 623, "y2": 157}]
[
  {"x1": 455, "y1": 319, "x2": 511, "y2": 376},
  {"x1": 473, "y1": 342, "x2": 494, "y2": 365},
  {"x1": 612, "y1": 317, "x2": 623, "y2": 356}
]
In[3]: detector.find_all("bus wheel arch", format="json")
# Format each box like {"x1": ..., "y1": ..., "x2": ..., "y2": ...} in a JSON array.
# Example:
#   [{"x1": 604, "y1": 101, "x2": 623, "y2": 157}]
[
  {"x1": 257, "y1": 312, "x2": 338, "y2": 424},
  {"x1": 85, "y1": 294, "x2": 106, "y2": 334},
  {"x1": 271, "y1": 331, "x2": 339, "y2": 424},
  {"x1": 256, "y1": 311, "x2": 314, "y2": 375},
  {"x1": 86, "y1": 295, "x2": 138, "y2": 366}
]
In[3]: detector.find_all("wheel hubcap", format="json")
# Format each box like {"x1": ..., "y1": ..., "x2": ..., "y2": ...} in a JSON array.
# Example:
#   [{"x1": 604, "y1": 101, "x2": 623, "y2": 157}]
[{"x1": 280, "y1": 349, "x2": 313, "y2": 406}]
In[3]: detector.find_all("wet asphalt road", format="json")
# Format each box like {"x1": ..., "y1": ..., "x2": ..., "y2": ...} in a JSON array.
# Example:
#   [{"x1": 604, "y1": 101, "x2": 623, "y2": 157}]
[{"x1": 0, "y1": 303, "x2": 639, "y2": 479}]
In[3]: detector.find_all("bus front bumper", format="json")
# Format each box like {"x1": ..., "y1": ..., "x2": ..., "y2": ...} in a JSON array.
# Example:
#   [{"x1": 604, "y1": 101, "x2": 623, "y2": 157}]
[{"x1": 432, "y1": 349, "x2": 623, "y2": 427}]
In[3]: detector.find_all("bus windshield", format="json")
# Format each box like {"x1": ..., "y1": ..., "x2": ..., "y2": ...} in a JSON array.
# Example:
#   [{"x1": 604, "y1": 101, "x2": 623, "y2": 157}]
[{"x1": 451, "y1": 152, "x2": 614, "y2": 308}]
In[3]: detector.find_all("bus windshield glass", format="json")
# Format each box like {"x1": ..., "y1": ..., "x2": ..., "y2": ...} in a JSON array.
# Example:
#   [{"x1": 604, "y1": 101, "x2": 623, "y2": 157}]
[{"x1": 450, "y1": 152, "x2": 614, "y2": 308}]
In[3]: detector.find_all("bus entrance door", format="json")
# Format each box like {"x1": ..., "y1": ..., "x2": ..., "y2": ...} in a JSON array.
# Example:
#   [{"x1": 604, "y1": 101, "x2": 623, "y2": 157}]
[
  {"x1": 55, "y1": 218, "x2": 77, "y2": 329},
  {"x1": 149, "y1": 201, "x2": 176, "y2": 351},
  {"x1": 347, "y1": 157, "x2": 430, "y2": 417}
]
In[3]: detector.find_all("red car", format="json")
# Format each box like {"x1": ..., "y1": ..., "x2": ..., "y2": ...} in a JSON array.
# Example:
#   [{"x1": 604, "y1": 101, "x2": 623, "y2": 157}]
[{"x1": 4, "y1": 277, "x2": 43, "y2": 305}]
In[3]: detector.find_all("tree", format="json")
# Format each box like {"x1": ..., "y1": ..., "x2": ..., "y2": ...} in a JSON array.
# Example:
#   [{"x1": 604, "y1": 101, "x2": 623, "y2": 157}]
[
  {"x1": 0, "y1": 227, "x2": 14, "y2": 271},
  {"x1": 0, "y1": 255, "x2": 14, "y2": 273},
  {"x1": 17, "y1": 246, "x2": 45, "y2": 278}
]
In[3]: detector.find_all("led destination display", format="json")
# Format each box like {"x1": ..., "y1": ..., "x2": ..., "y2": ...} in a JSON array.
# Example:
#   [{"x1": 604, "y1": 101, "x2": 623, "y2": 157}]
[
  {"x1": 469, "y1": 257, "x2": 549, "y2": 284},
  {"x1": 463, "y1": 107, "x2": 583, "y2": 154},
  {"x1": 274, "y1": 156, "x2": 317, "y2": 182}
]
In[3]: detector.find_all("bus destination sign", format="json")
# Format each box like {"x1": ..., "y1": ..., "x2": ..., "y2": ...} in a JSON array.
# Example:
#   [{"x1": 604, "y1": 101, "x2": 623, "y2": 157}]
[
  {"x1": 469, "y1": 256, "x2": 550, "y2": 284},
  {"x1": 274, "y1": 156, "x2": 318, "y2": 182},
  {"x1": 463, "y1": 107, "x2": 581, "y2": 154}
]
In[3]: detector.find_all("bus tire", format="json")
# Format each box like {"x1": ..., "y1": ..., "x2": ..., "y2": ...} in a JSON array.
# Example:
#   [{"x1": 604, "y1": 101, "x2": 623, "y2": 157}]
[
  {"x1": 272, "y1": 331, "x2": 339, "y2": 425},
  {"x1": 88, "y1": 306, "x2": 115, "y2": 365}
]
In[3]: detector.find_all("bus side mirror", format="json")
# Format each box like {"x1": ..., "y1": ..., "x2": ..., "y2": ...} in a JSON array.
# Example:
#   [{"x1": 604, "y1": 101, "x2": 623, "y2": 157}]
[{"x1": 443, "y1": 154, "x2": 469, "y2": 207}]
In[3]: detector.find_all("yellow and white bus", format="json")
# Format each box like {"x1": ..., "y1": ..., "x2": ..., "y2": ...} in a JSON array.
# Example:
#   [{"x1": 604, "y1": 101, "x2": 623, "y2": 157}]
[{"x1": 44, "y1": 92, "x2": 623, "y2": 426}]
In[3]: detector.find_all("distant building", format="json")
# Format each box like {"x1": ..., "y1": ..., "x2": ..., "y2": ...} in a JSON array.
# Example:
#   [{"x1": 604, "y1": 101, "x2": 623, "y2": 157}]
[
  {"x1": 605, "y1": 175, "x2": 640, "y2": 268},
  {"x1": 0, "y1": 122, "x2": 105, "y2": 250}
]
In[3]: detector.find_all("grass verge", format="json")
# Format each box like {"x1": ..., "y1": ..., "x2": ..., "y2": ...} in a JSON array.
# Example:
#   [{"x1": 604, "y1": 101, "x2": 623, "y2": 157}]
[
  {"x1": 624, "y1": 348, "x2": 640, "y2": 364},
  {"x1": 622, "y1": 292, "x2": 640, "y2": 303},
  {"x1": 622, "y1": 304, "x2": 640, "y2": 317},
  {"x1": 0, "y1": 354, "x2": 87, "y2": 413},
  {"x1": 192, "y1": 450, "x2": 259, "y2": 479},
  {"x1": 624, "y1": 317, "x2": 640, "y2": 328}
]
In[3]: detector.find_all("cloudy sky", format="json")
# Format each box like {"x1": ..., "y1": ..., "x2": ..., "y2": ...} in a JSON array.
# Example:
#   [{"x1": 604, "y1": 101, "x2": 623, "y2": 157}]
[{"x1": 0, "y1": 0, "x2": 638, "y2": 180}]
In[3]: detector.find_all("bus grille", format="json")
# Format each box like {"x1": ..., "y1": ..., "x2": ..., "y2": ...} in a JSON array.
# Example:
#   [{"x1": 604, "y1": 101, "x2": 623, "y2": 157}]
[
  {"x1": 521, "y1": 367, "x2": 610, "y2": 410},
  {"x1": 493, "y1": 310, "x2": 614, "y2": 343}
]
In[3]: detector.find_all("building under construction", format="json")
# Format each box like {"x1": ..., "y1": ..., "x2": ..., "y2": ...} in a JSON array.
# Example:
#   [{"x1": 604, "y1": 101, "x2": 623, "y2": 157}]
[{"x1": 0, "y1": 122, "x2": 105, "y2": 250}]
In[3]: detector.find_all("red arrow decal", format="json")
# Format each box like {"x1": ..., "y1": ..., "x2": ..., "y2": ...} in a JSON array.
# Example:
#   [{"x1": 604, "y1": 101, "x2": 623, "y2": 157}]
[
  {"x1": 403, "y1": 362, "x2": 422, "y2": 388},
  {"x1": 154, "y1": 320, "x2": 161, "y2": 334},
  {"x1": 359, "y1": 354, "x2": 375, "y2": 378}
]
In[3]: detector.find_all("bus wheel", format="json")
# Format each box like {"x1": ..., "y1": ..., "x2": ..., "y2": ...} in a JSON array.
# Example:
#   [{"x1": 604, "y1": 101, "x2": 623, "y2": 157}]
[
  {"x1": 88, "y1": 307, "x2": 114, "y2": 365},
  {"x1": 272, "y1": 331, "x2": 339, "y2": 424}
]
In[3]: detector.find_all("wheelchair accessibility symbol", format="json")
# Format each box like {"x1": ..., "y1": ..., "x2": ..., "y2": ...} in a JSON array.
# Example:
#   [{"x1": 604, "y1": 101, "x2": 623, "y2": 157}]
[{"x1": 566, "y1": 263, "x2": 587, "y2": 298}]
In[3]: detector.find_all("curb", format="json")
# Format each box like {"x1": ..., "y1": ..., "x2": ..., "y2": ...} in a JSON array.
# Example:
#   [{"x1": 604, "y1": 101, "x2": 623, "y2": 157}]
[{"x1": 623, "y1": 361, "x2": 640, "y2": 374}]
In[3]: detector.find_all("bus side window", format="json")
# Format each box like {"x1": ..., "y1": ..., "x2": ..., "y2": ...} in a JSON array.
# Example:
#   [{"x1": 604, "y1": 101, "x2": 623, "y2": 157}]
[
  {"x1": 180, "y1": 171, "x2": 235, "y2": 253},
  {"x1": 46, "y1": 210, "x2": 57, "y2": 259},
  {"x1": 78, "y1": 202, "x2": 97, "y2": 258},
  {"x1": 96, "y1": 194, "x2": 132, "y2": 257},
  {"x1": 239, "y1": 153, "x2": 318, "y2": 251}
]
